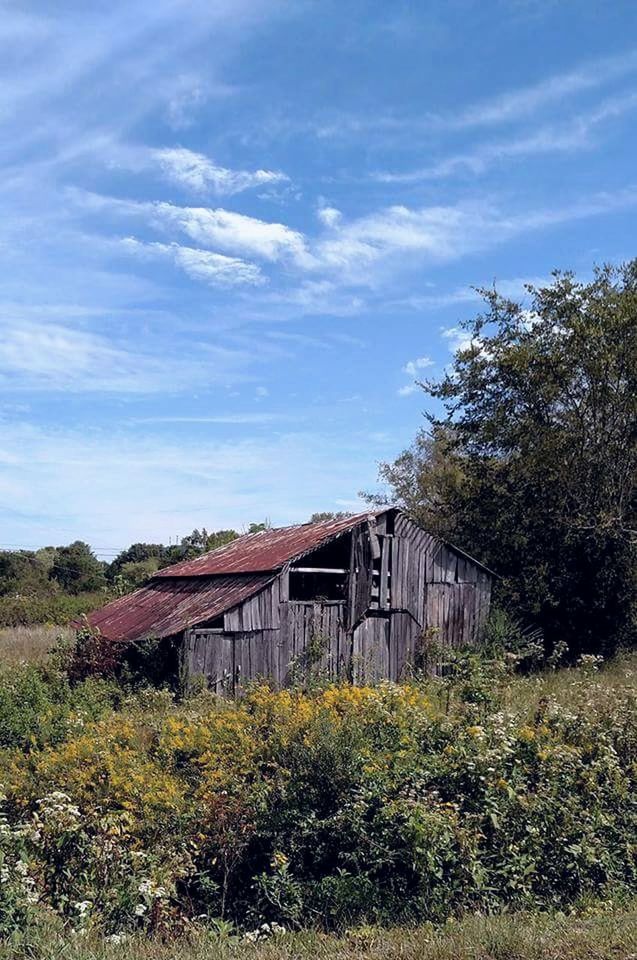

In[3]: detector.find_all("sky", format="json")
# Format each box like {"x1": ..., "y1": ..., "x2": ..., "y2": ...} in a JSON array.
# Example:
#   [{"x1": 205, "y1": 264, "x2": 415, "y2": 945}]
[{"x1": 1, "y1": 0, "x2": 636, "y2": 558}]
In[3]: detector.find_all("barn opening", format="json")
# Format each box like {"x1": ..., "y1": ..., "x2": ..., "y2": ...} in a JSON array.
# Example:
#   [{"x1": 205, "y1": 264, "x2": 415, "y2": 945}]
[{"x1": 289, "y1": 533, "x2": 351, "y2": 602}]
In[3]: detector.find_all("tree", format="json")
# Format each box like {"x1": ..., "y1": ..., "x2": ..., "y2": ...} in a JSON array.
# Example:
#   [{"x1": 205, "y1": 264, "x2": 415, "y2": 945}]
[
  {"x1": 164, "y1": 528, "x2": 240, "y2": 564},
  {"x1": 49, "y1": 541, "x2": 107, "y2": 595},
  {"x1": 107, "y1": 543, "x2": 167, "y2": 580},
  {"x1": 373, "y1": 263, "x2": 637, "y2": 656},
  {"x1": 0, "y1": 550, "x2": 54, "y2": 597},
  {"x1": 309, "y1": 511, "x2": 353, "y2": 523},
  {"x1": 247, "y1": 521, "x2": 270, "y2": 534}
]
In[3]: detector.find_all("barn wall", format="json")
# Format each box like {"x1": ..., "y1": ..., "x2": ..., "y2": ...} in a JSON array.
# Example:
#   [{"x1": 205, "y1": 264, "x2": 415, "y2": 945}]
[{"x1": 223, "y1": 577, "x2": 281, "y2": 631}]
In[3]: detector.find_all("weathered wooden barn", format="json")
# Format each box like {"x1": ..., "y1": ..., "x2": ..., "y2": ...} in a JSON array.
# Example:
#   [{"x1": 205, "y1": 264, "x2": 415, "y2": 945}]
[{"x1": 88, "y1": 509, "x2": 494, "y2": 693}]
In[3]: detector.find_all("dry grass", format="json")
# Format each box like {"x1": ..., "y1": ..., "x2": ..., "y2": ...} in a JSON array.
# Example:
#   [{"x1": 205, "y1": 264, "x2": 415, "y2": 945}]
[
  {"x1": 0, "y1": 624, "x2": 73, "y2": 665},
  {"x1": 6, "y1": 901, "x2": 637, "y2": 960}
]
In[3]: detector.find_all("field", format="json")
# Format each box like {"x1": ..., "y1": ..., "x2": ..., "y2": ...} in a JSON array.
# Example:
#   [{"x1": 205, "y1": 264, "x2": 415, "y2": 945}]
[
  {"x1": 0, "y1": 624, "x2": 73, "y2": 664},
  {"x1": 0, "y1": 636, "x2": 635, "y2": 957}
]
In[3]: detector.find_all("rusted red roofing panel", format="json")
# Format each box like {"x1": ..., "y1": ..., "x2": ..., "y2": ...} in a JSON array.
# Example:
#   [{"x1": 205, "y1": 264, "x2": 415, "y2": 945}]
[
  {"x1": 154, "y1": 510, "x2": 384, "y2": 578},
  {"x1": 86, "y1": 574, "x2": 272, "y2": 643}
]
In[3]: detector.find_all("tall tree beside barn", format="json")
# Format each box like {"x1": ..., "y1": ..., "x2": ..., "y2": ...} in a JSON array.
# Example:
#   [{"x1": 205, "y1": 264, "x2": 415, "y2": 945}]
[{"x1": 373, "y1": 262, "x2": 637, "y2": 656}]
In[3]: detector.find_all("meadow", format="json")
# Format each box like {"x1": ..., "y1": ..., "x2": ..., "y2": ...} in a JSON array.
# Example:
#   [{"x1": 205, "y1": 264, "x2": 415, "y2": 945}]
[{"x1": 0, "y1": 628, "x2": 635, "y2": 958}]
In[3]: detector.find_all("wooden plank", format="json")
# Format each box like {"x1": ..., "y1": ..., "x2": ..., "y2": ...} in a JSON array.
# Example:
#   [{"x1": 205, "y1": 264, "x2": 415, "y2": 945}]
[{"x1": 379, "y1": 538, "x2": 390, "y2": 610}]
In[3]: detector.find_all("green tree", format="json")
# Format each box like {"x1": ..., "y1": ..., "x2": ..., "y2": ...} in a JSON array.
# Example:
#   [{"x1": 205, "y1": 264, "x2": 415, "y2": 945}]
[
  {"x1": 49, "y1": 541, "x2": 107, "y2": 595},
  {"x1": 309, "y1": 511, "x2": 353, "y2": 523},
  {"x1": 108, "y1": 542, "x2": 167, "y2": 572},
  {"x1": 247, "y1": 521, "x2": 270, "y2": 534},
  {"x1": 164, "y1": 528, "x2": 240, "y2": 564},
  {"x1": 373, "y1": 264, "x2": 637, "y2": 656},
  {"x1": 0, "y1": 551, "x2": 55, "y2": 597}
]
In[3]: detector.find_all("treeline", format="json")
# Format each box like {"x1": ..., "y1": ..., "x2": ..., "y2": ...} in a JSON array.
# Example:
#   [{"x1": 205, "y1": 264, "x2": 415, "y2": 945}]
[
  {"x1": 0, "y1": 524, "x2": 270, "y2": 626},
  {"x1": 367, "y1": 262, "x2": 637, "y2": 658}
]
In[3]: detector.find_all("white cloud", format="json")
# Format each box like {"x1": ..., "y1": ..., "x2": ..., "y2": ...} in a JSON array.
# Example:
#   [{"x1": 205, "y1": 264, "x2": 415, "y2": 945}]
[
  {"x1": 398, "y1": 356, "x2": 433, "y2": 396},
  {"x1": 375, "y1": 90, "x2": 637, "y2": 183},
  {"x1": 312, "y1": 187, "x2": 637, "y2": 281},
  {"x1": 403, "y1": 356, "x2": 434, "y2": 377},
  {"x1": 397, "y1": 383, "x2": 418, "y2": 397},
  {"x1": 0, "y1": 420, "x2": 382, "y2": 548},
  {"x1": 73, "y1": 185, "x2": 637, "y2": 292},
  {"x1": 165, "y1": 75, "x2": 208, "y2": 130},
  {"x1": 317, "y1": 205, "x2": 342, "y2": 227},
  {"x1": 153, "y1": 147, "x2": 288, "y2": 196},
  {"x1": 0, "y1": 320, "x2": 168, "y2": 393},
  {"x1": 149, "y1": 202, "x2": 310, "y2": 264},
  {"x1": 441, "y1": 326, "x2": 478, "y2": 353},
  {"x1": 70, "y1": 189, "x2": 311, "y2": 265},
  {"x1": 0, "y1": 318, "x2": 259, "y2": 394},
  {"x1": 435, "y1": 49, "x2": 637, "y2": 130},
  {"x1": 132, "y1": 413, "x2": 286, "y2": 424},
  {"x1": 122, "y1": 237, "x2": 264, "y2": 286}
]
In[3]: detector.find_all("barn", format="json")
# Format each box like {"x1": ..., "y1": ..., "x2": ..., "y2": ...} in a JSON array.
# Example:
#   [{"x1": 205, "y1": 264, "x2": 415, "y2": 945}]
[{"x1": 88, "y1": 508, "x2": 494, "y2": 693}]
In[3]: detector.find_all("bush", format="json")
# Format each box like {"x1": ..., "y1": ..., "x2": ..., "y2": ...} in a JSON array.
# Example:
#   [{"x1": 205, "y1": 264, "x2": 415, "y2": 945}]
[
  {"x1": 0, "y1": 660, "x2": 120, "y2": 751},
  {"x1": 0, "y1": 658, "x2": 634, "y2": 937}
]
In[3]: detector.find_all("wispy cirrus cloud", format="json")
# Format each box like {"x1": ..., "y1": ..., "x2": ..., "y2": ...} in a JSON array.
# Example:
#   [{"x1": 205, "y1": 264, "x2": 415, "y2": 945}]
[
  {"x1": 376, "y1": 90, "x2": 637, "y2": 183},
  {"x1": 76, "y1": 182, "x2": 637, "y2": 293},
  {"x1": 74, "y1": 190, "x2": 310, "y2": 266},
  {"x1": 0, "y1": 420, "x2": 380, "y2": 548},
  {"x1": 0, "y1": 318, "x2": 259, "y2": 394},
  {"x1": 153, "y1": 147, "x2": 288, "y2": 196},
  {"x1": 0, "y1": 320, "x2": 173, "y2": 393},
  {"x1": 150, "y1": 202, "x2": 310, "y2": 264},
  {"x1": 121, "y1": 236, "x2": 265, "y2": 285},
  {"x1": 430, "y1": 48, "x2": 637, "y2": 130}
]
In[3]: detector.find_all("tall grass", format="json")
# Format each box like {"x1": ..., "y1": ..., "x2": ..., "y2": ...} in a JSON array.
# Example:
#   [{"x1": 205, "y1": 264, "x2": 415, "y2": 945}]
[
  {"x1": 0, "y1": 625, "x2": 73, "y2": 664},
  {"x1": 5, "y1": 899, "x2": 636, "y2": 960}
]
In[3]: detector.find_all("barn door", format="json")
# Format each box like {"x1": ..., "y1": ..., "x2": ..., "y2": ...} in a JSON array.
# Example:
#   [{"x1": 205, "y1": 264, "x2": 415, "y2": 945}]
[
  {"x1": 348, "y1": 521, "x2": 377, "y2": 628},
  {"x1": 184, "y1": 629, "x2": 235, "y2": 694}
]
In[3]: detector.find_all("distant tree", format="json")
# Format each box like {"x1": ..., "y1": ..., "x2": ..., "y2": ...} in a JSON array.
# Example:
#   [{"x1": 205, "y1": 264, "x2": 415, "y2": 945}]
[
  {"x1": 108, "y1": 543, "x2": 167, "y2": 579},
  {"x1": 309, "y1": 511, "x2": 353, "y2": 522},
  {"x1": 115, "y1": 558, "x2": 161, "y2": 593},
  {"x1": 370, "y1": 263, "x2": 637, "y2": 656},
  {"x1": 50, "y1": 541, "x2": 106, "y2": 595},
  {"x1": 164, "y1": 528, "x2": 240, "y2": 564},
  {"x1": 247, "y1": 522, "x2": 270, "y2": 534},
  {"x1": 0, "y1": 551, "x2": 54, "y2": 597}
]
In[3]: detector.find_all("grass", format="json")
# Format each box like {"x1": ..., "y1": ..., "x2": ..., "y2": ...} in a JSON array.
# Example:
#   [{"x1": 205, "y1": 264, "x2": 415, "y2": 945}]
[
  {"x1": 0, "y1": 624, "x2": 72, "y2": 664},
  {"x1": 6, "y1": 900, "x2": 637, "y2": 960}
]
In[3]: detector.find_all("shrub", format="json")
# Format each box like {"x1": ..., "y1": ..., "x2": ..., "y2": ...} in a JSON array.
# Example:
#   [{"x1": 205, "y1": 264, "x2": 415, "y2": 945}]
[
  {"x1": 0, "y1": 660, "x2": 120, "y2": 751},
  {"x1": 0, "y1": 659, "x2": 634, "y2": 936}
]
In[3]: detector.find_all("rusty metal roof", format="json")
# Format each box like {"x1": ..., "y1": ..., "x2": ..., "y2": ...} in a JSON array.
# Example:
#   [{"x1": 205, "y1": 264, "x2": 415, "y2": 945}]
[
  {"x1": 154, "y1": 510, "x2": 383, "y2": 578},
  {"x1": 86, "y1": 574, "x2": 272, "y2": 643}
]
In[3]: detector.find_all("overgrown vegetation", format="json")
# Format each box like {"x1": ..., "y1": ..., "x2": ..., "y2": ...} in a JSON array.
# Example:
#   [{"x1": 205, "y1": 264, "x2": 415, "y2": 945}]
[
  {"x1": 369, "y1": 263, "x2": 637, "y2": 658},
  {"x1": 0, "y1": 645, "x2": 634, "y2": 944}
]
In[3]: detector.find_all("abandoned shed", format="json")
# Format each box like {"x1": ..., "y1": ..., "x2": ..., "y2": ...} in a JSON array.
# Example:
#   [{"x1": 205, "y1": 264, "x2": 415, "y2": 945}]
[{"x1": 87, "y1": 508, "x2": 494, "y2": 692}]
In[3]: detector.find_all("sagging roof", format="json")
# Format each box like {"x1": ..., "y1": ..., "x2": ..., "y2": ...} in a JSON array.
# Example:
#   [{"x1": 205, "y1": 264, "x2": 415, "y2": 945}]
[
  {"x1": 86, "y1": 574, "x2": 272, "y2": 642},
  {"x1": 154, "y1": 510, "x2": 383, "y2": 578}
]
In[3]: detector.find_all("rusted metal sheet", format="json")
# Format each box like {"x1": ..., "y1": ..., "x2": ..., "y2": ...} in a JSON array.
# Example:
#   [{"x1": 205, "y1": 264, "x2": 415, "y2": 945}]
[
  {"x1": 154, "y1": 511, "x2": 385, "y2": 578},
  {"x1": 86, "y1": 574, "x2": 272, "y2": 643}
]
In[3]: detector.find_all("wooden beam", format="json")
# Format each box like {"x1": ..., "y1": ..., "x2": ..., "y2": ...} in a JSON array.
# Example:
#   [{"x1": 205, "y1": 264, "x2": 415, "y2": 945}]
[{"x1": 291, "y1": 566, "x2": 348, "y2": 574}]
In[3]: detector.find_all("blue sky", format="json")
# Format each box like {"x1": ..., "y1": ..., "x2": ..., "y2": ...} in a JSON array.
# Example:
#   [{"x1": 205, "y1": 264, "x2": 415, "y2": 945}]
[{"x1": 1, "y1": 1, "x2": 636, "y2": 556}]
